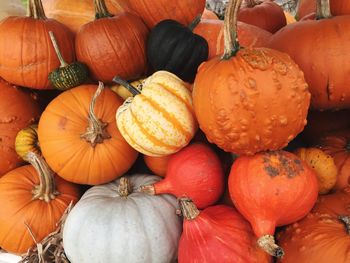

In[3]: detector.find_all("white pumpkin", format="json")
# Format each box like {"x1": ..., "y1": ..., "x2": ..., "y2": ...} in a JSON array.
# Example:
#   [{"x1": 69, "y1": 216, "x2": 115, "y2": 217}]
[
  {"x1": 63, "y1": 174, "x2": 182, "y2": 263},
  {"x1": 0, "y1": 0, "x2": 26, "y2": 20}
]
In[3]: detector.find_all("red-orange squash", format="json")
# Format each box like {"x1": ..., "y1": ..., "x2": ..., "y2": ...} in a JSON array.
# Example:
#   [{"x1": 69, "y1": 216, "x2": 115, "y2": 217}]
[
  {"x1": 297, "y1": 0, "x2": 350, "y2": 19},
  {"x1": 0, "y1": 0, "x2": 75, "y2": 90},
  {"x1": 238, "y1": 0, "x2": 286, "y2": 33},
  {"x1": 0, "y1": 152, "x2": 80, "y2": 254},
  {"x1": 229, "y1": 150, "x2": 318, "y2": 258},
  {"x1": 0, "y1": 80, "x2": 40, "y2": 176},
  {"x1": 38, "y1": 83, "x2": 138, "y2": 185},
  {"x1": 193, "y1": 0, "x2": 310, "y2": 155},
  {"x1": 318, "y1": 130, "x2": 350, "y2": 190},
  {"x1": 202, "y1": 9, "x2": 219, "y2": 19},
  {"x1": 124, "y1": 0, "x2": 206, "y2": 28},
  {"x1": 193, "y1": 19, "x2": 272, "y2": 59},
  {"x1": 269, "y1": 0, "x2": 350, "y2": 110},
  {"x1": 76, "y1": 0, "x2": 148, "y2": 83},
  {"x1": 42, "y1": 0, "x2": 128, "y2": 34}
]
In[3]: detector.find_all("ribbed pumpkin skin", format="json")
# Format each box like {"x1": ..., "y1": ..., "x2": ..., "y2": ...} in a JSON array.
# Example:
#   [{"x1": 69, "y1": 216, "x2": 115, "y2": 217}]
[
  {"x1": 63, "y1": 175, "x2": 182, "y2": 263},
  {"x1": 124, "y1": 0, "x2": 205, "y2": 28},
  {"x1": 193, "y1": 48, "x2": 310, "y2": 155},
  {"x1": 0, "y1": 81, "x2": 40, "y2": 176},
  {"x1": 318, "y1": 130, "x2": 350, "y2": 190},
  {"x1": 277, "y1": 188, "x2": 350, "y2": 263},
  {"x1": 42, "y1": 0, "x2": 128, "y2": 34},
  {"x1": 229, "y1": 151, "x2": 318, "y2": 238},
  {"x1": 268, "y1": 16, "x2": 350, "y2": 110},
  {"x1": 179, "y1": 205, "x2": 271, "y2": 263},
  {"x1": 117, "y1": 71, "x2": 197, "y2": 156},
  {"x1": 193, "y1": 19, "x2": 272, "y2": 59},
  {"x1": 0, "y1": 17, "x2": 75, "y2": 90},
  {"x1": 38, "y1": 85, "x2": 138, "y2": 185},
  {"x1": 76, "y1": 12, "x2": 148, "y2": 83},
  {"x1": 0, "y1": 165, "x2": 80, "y2": 254},
  {"x1": 238, "y1": 1, "x2": 286, "y2": 33},
  {"x1": 0, "y1": 0, "x2": 25, "y2": 20}
]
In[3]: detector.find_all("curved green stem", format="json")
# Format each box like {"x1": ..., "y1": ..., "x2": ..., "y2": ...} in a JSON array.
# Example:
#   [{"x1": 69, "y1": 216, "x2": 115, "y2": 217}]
[{"x1": 113, "y1": 77, "x2": 141, "y2": 96}]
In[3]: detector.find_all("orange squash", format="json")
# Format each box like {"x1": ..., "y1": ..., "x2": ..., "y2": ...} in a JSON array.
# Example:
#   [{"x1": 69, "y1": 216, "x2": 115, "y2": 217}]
[
  {"x1": 297, "y1": 0, "x2": 350, "y2": 20},
  {"x1": 202, "y1": 8, "x2": 219, "y2": 19},
  {"x1": 38, "y1": 83, "x2": 138, "y2": 185},
  {"x1": 0, "y1": 80, "x2": 40, "y2": 176},
  {"x1": 144, "y1": 155, "x2": 171, "y2": 177}
]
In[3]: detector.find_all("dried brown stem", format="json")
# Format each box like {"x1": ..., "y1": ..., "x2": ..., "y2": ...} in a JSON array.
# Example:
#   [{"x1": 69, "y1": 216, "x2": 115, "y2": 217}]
[
  {"x1": 28, "y1": 0, "x2": 47, "y2": 19},
  {"x1": 178, "y1": 198, "x2": 200, "y2": 220},
  {"x1": 257, "y1": 235, "x2": 284, "y2": 258},
  {"x1": 49, "y1": 31, "x2": 68, "y2": 68},
  {"x1": 223, "y1": 0, "x2": 242, "y2": 59},
  {"x1": 316, "y1": 0, "x2": 332, "y2": 19},
  {"x1": 94, "y1": 0, "x2": 113, "y2": 19}
]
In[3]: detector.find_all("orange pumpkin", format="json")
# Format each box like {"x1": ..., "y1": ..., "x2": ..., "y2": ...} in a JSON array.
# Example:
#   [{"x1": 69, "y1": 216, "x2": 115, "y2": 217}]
[
  {"x1": 297, "y1": 0, "x2": 350, "y2": 20},
  {"x1": 0, "y1": 80, "x2": 40, "y2": 177},
  {"x1": 124, "y1": 0, "x2": 206, "y2": 28},
  {"x1": 193, "y1": 19, "x2": 272, "y2": 59},
  {"x1": 38, "y1": 83, "x2": 138, "y2": 185},
  {"x1": 0, "y1": 0, "x2": 75, "y2": 90},
  {"x1": 318, "y1": 130, "x2": 350, "y2": 190},
  {"x1": 0, "y1": 152, "x2": 80, "y2": 254},
  {"x1": 144, "y1": 155, "x2": 171, "y2": 177},
  {"x1": 42, "y1": 0, "x2": 128, "y2": 34},
  {"x1": 192, "y1": 0, "x2": 310, "y2": 155},
  {"x1": 202, "y1": 8, "x2": 219, "y2": 19},
  {"x1": 75, "y1": 0, "x2": 148, "y2": 83}
]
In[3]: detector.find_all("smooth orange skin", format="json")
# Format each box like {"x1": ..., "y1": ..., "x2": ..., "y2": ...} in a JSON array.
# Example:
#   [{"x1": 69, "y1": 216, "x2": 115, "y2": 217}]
[
  {"x1": 297, "y1": 0, "x2": 350, "y2": 20},
  {"x1": 0, "y1": 80, "x2": 40, "y2": 176},
  {"x1": 193, "y1": 19, "x2": 272, "y2": 59},
  {"x1": 42, "y1": 0, "x2": 128, "y2": 34},
  {"x1": 124, "y1": 0, "x2": 205, "y2": 28},
  {"x1": 202, "y1": 9, "x2": 219, "y2": 20},
  {"x1": 0, "y1": 16, "x2": 75, "y2": 90},
  {"x1": 0, "y1": 165, "x2": 80, "y2": 254},
  {"x1": 318, "y1": 130, "x2": 350, "y2": 190},
  {"x1": 238, "y1": 0, "x2": 286, "y2": 33},
  {"x1": 143, "y1": 155, "x2": 171, "y2": 177},
  {"x1": 229, "y1": 151, "x2": 319, "y2": 238},
  {"x1": 38, "y1": 85, "x2": 138, "y2": 185},
  {"x1": 269, "y1": 15, "x2": 350, "y2": 110},
  {"x1": 193, "y1": 48, "x2": 310, "y2": 155},
  {"x1": 76, "y1": 12, "x2": 148, "y2": 83}
]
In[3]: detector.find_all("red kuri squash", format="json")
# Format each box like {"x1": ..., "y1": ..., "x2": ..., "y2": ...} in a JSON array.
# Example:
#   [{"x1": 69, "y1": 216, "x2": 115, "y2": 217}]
[{"x1": 229, "y1": 150, "x2": 318, "y2": 258}]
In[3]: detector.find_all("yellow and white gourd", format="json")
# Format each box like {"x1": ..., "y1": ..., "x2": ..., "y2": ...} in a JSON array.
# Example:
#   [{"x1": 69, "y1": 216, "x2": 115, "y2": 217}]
[{"x1": 115, "y1": 71, "x2": 197, "y2": 156}]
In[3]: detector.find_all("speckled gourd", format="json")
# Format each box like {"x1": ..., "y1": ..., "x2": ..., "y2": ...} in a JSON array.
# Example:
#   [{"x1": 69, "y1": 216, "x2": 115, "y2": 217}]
[{"x1": 115, "y1": 71, "x2": 197, "y2": 156}]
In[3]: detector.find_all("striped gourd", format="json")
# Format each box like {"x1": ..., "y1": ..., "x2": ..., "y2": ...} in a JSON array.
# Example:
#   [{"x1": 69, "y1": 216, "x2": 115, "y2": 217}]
[
  {"x1": 15, "y1": 125, "x2": 41, "y2": 161},
  {"x1": 115, "y1": 71, "x2": 197, "y2": 156}
]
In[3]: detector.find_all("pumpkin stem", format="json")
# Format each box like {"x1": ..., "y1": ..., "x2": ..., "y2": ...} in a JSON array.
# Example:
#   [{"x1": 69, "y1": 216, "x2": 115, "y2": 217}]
[
  {"x1": 80, "y1": 82, "x2": 111, "y2": 147},
  {"x1": 113, "y1": 76, "x2": 141, "y2": 96},
  {"x1": 188, "y1": 15, "x2": 202, "y2": 31},
  {"x1": 25, "y1": 152, "x2": 60, "y2": 203},
  {"x1": 118, "y1": 177, "x2": 132, "y2": 197},
  {"x1": 49, "y1": 31, "x2": 68, "y2": 68},
  {"x1": 139, "y1": 184, "x2": 156, "y2": 195},
  {"x1": 339, "y1": 215, "x2": 350, "y2": 234},
  {"x1": 223, "y1": 0, "x2": 242, "y2": 59},
  {"x1": 94, "y1": 0, "x2": 113, "y2": 19},
  {"x1": 257, "y1": 235, "x2": 284, "y2": 258},
  {"x1": 316, "y1": 0, "x2": 332, "y2": 19},
  {"x1": 28, "y1": 0, "x2": 47, "y2": 19},
  {"x1": 178, "y1": 198, "x2": 200, "y2": 220}
]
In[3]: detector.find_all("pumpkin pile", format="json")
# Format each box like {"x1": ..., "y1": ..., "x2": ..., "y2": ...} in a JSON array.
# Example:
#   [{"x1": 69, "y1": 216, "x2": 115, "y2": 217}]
[{"x1": 0, "y1": 0, "x2": 349, "y2": 262}]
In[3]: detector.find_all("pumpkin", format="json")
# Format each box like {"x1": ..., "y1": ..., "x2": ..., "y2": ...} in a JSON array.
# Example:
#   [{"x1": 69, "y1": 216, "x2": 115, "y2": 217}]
[
  {"x1": 269, "y1": 0, "x2": 350, "y2": 110},
  {"x1": 0, "y1": 0, "x2": 75, "y2": 90},
  {"x1": 147, "y1": 16, "x2": 209, "y2": 82},
  {"x1": 48, "y1": 31, "x2": 88, "y2": 91},
  {"x1": 124, "y1": 0, "x2": 206, "y2": 28},
  {"x1": 284, "y1": 11, "x2": 296, "y2": 24},
  {"x1": 238, "y1": 0, "x2": 286, "y2": 33},
  {"x1": 277, "y1": 188, "x2": 350, "y2": 263},
  {"x1": 178, "y1": 198, "x2": 271, "y2": 263},
  {"x1": 193, "y1": 18, "x2": 272, "y2": 59},
  {"x1": 229, "y1": 150, "x2": 319, "y2": 258},
  {"x1": 63, "y1": 175, "x2": 182, "y2": 263},
  {"x1": 111, "y1": 78, "x2": 145, "y2": 100},
  {"x1": 75, "y1": 0, "x2": 149, "y2": 83},
  {"x1": 202, "y1": 8, "x2": 219, "y2": 19},
  {"x1": 42, "y1": 0, "x2": 128, "y2": 34},
  {"x1": 0, "y1": 152, "x2": 80, "y2": 254},
  {"x1": 140, "y1": 143, "x2": 224, "y2": 209},
  {"x1": 0, "y1": 80, "x2": 40, "y2": 177},
  {"x1": 38, "y1": 82, "x2": 138, "y2": 185},
  {"x1": 192, "y1": 0, "x2": 310, "y2": 156},
  {"x1": 115, "y1": 71, "x2": 197, "y2": 156},
  {"x1": 318, "y1": 130, "x2": 350, "y2": 190},
  {"x1": 144, "y1": 154, "x2": 172, "y2": 177},
  {"x1": 294, "y1": 147, "x2": 337, "y2": 194},
  {"x1": 297, "y1": 0, "x2": 350, "y2": 20},
  {"x1": 15, "y1": 125, "x2": 41, "y2": 161},
  {"x1": 0, "y1": 0, "x2": 25, "y2": 20}
]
